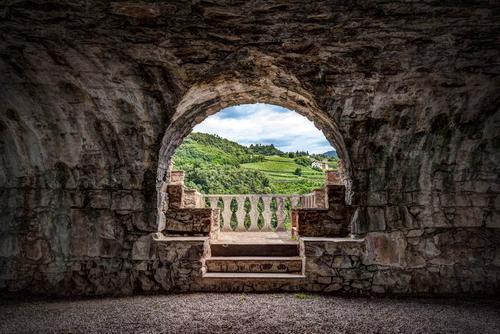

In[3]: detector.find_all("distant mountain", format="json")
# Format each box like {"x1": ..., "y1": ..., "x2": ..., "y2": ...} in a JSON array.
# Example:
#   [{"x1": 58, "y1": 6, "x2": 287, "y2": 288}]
[{"x1": 322, "y1": 150, "x2": 338, "y2": 159}]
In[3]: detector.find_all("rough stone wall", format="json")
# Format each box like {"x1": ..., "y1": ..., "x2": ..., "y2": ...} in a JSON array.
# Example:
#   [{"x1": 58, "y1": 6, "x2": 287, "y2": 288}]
[
  {"x1": 0, "y1": 1, "x2": 499, "y2": 295},
  {"x1": 296, "y1": 185, "x2": 353, "y2": 237}
]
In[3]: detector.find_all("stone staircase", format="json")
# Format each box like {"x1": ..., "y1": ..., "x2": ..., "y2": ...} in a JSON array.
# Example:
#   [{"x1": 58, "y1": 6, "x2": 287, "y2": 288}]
[
  {"x1": 161, "y1": 170, "x2": 352, "y2": 283},
  {"x1": 203, "y1": 239, "x2": 305, "y2": 279}
]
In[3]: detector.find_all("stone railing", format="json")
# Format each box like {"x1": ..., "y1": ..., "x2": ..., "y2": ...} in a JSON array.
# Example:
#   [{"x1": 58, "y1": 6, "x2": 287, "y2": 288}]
[
  {"x1": 159, "y1": 169, "x2": 342, "y2": 237},
  {"x1": 201, "y1": 193, "x2": 319, "y2": 232}
]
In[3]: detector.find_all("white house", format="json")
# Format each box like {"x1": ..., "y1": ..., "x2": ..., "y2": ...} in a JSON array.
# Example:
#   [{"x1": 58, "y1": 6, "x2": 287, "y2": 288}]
[{"x1": 312, "y1": 160, "x2": 329, "y2": 170}]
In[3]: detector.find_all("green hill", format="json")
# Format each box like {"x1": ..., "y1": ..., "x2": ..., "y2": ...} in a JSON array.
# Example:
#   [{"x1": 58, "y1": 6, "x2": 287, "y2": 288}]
[
  {"x1": 172, "y1": 132, "x2": 332, "y2": 195},
  {"x1": 241, "y1": 156, "x2": 325, "y2": 194}
]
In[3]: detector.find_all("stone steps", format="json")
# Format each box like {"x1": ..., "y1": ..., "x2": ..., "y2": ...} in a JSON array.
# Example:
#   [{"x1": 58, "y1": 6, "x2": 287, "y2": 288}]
[
  {"x1": 210, "y1": 243, "x2": 299, "y2": 257},
  {"x1": 205, "y1": 256, "x2": 303, "y2": 273}
]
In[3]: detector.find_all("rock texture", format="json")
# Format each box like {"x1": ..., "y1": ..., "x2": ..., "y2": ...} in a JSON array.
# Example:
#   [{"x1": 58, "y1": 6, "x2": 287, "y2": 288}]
[
  {"x1": 0, "y1": 1, "x2": 499, "y2": 295},
  {"x1": 295, "y1": 184, "x2": 353, "y2": 237}
]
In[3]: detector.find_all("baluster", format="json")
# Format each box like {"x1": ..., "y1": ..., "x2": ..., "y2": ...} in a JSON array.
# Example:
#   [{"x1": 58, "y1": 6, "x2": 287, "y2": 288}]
[
  {"x1": 235, "y1": 196, "x2": 247, "y2": 231},
  {"x1": 222, "y1": 196, "x2": 233, "y2": 231},
  {"x1": 262, "y1": 196, "x2": 272, "y2": 231},
  {"x1": 290, "y1": 197, "x2": 300, "y2": 208},
  {"x1": 248, "y1": 195, "x2": 260, "y2": 231},
  {"x1": 275, "y1": 197, "x2": 286, "y2": 231},
  {"x1": 209, "y1": 196, "x2": 219, "y2": 209}
]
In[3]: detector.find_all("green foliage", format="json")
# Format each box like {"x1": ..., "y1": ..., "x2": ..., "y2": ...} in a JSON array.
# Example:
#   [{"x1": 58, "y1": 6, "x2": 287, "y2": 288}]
[
  {"x1": 248, "y1": 143, "x2": 284, "y2": 156},
  {"x1": 172, "y1": 132, "x2": 332, "y2": 195},
  {"x1": 242, "y1": 156, "x2": 325, "y2": 194},
  {"x1": 184, "y1": 165, "x2": 272, "y2": 194},
  {"x1": 294, "y1": 167, "x2": 302, "y2": 176},
  {"x1": 294, "y1": 156, "x2": 313, "y2": 167}
]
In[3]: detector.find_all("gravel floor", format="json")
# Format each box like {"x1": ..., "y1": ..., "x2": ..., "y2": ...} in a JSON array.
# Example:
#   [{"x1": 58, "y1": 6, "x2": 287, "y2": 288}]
[{"x1": 1, "y1": 293, "x2": 499, "y2": 334}]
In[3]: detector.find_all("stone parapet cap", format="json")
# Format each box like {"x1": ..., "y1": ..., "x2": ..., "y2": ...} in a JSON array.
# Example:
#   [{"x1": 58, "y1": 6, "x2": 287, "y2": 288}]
[
  {"x1": 153, "y1": 233, "x2": 208, "y2": 242},
  {"x1": 300, "y1": 236, "x2": 365, "y2": 244}
]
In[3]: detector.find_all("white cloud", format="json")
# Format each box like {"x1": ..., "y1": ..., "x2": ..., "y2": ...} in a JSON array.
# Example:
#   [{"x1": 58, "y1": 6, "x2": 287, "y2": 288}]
[{"x1": 192, "y1": 104, "x2": 335, "y2": 154}]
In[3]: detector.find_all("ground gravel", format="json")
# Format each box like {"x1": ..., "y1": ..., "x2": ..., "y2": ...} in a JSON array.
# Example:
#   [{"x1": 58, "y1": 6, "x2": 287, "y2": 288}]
[{"x1": 0, "y1": 293, "x2": 499, "y2": 334}]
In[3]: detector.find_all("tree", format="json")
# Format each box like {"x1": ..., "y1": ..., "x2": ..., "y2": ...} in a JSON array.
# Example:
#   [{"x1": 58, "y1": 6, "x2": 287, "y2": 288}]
[
  {"x1": 294, "y1": 167, "x2": 302, "y2": 176},
  {"x1": 294, "y1": 156, "x2": 312, "y2": 167}
]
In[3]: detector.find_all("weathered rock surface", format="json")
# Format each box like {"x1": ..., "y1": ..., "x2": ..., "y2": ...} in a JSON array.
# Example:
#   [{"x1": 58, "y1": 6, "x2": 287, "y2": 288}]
[{"x1": 0, "y1": 0, "x2": 499, "y2": 295}]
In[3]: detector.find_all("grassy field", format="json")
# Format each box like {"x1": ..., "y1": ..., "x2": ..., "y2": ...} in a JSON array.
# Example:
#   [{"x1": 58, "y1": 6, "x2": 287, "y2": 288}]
[{"x1": 242, "y1": 156, "x2": 325, "y2": 194}]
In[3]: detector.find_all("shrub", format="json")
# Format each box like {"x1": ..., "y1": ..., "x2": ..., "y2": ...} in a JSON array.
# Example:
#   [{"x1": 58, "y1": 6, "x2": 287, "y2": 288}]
[{"x1": 294, "y1": 156, "x2": 312, "y2": 167}]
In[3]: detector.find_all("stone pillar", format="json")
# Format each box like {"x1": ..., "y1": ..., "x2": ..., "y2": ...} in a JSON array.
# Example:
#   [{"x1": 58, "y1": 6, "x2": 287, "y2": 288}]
[
  {"x1": 169, "y1": 171, "x2": 185, "y2": 185},
  {"x1": 313, "y1": 188, "x2": 327, "y2": 208},
  {"x1": 326, "y1": 170, "x2": 342, "y2": 185}
]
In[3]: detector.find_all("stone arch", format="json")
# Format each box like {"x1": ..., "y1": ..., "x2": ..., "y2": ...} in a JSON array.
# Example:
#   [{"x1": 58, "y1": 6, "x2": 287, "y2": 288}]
[
  {"x1": 157, "y1": 79, "x2": 351, "y2": 188},
  {"x1": 155, "y1": 69, "x2": 354, "y2": 231}
]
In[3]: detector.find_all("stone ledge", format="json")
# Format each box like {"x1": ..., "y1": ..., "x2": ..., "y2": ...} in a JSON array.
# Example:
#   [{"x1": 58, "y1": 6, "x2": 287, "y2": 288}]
[
  {"x1": 301, "y1": 237, "x2": 365, "y2": 243},
  {"x1": 153, "y1": 234, "x2": 209, "y2": 243}
]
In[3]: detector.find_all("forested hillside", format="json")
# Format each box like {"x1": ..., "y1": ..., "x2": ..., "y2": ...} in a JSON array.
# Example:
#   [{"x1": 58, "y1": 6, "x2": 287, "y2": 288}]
[{"x1": 172, "y1": 132, "x2": 336, "y2": 194}]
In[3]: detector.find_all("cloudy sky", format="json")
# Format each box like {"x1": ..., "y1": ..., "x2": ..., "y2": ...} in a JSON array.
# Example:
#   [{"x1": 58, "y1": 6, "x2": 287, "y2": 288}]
[{"x1": 192, "y1": 103, "x2": 335, "y2": 154}]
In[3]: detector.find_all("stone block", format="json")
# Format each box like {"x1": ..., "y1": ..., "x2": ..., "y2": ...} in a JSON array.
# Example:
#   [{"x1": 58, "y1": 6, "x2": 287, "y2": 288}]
[
  {"x1": 364, "y1": 231, "x2": 407, "y2": 267},
  {"x1": 163, "y1": 208, "x2": 213, "y2": 235},
  {"x1": 417, "y1": 238, "x2": 441, "y2": 257},
  {"x1": 332, "y1": 255, "x2": 353, "y2": 268},
  {"x1": 322, "y1": 240, "x2": 365, "y2": 257},
  {"x1": 350, "y1": 207, "x2": 367, "y2": 235},
  {"x1": 493, "y1": 248, "x2": 500, "y2": 267},
  {"x1": 98, "y1": 210, "x2": 117, "y2": 240},
  {"x1": 324, "y1": 283, "x2": 343, "y2": 292},
  {"x1": 89, "y1": 190, "x2": 111, "y2": 209},
  {"x1": 325, "y1": 170, "x2": 341, "y2": 185},
  {"x1": 166, "y1": 185, "x2": 183, "y2": 209},
  {"x1": 305, "y1": 258, "x2": 335, "y2": 277},
  {"x1": 428, "y1": 208, "x2": 452, "y2": 227},
  {"x1": 112, "y1": 190, "x2": 143, "y2": 211},
  {"x1": 132, "y1": 235, "x2": 153, "y2": 260},
  {"x1": 452, "y1": 207, "x2": 484, "y2": 227},
  {"x1": 327, "y1": 185, "x2": 345, "y2": 207},
  {"x1": 169, "y1": 171, "x2": 185, "y2": 184},
  {"x1": 372, "y1": 269, "x2": 411, "y2": 293},
  {"x1": 367, "y1": 191, "x2": 388, "y2": 206},
  {"x1": 486, "y1": 210, "x2": 500, "y2": 228},
  {"x1": 69, "y1": 209, "x2": 89, "y2": 257},
  {"x1": 183, "y1": 189, "x2": 204, "y2": 208},
  {"x1": 0, "y1": 233, "x2": 19, "y2": 257},
  {"x1": 313, "y1": 188, "x2": 327, "y2": 208},
  {"x1": 317, "y1": 276, "x2": 332, "y2": 284},
  {"x1": 367, "y1": 207, "x2": 386, "y2": 231},
  {"x1": 297, "y1": 209, "x2": 350, "y2": 237}
]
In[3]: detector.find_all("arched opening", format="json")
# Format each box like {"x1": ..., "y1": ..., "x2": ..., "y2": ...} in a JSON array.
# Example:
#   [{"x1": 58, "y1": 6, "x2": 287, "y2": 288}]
[
  {"x1": 156, "y1": 77, "x2": 354, "y2": 238},
  {"x1": 173, "y1": 103, "x2": 338, "y2": 195},
  {"x1": 157, "y1": 79, "x2": 351, "y2": 187},
  {"x1": 169, "y1": 103, "x2": 340, "y2": 236}
]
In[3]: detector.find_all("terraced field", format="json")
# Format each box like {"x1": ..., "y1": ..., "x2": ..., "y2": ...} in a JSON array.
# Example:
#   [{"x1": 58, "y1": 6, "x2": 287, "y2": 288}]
[{"x1": 242, "y1": 156, "x2": 325, "y2": 194}]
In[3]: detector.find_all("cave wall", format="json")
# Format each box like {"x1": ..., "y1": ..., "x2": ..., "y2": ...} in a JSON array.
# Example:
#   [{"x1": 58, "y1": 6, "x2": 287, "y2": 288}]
[{"x1": 0, "y1": 0, "x2": 499, "y2": 295}]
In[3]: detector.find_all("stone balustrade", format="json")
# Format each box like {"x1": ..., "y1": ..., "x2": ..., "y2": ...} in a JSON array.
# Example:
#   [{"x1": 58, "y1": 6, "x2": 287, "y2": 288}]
[
  {"x1": 161, "y1": 169, "x2": 343, "y2": 237},
  {"x1": 203, "y1": 193, "x2": 318, "y2": 232}
]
